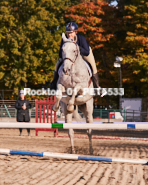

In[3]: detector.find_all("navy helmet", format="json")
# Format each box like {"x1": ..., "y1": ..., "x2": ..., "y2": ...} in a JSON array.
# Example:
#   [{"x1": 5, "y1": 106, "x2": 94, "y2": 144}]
[{"x1": 65, "y1": 22, "x2": 78, "y2": 33}]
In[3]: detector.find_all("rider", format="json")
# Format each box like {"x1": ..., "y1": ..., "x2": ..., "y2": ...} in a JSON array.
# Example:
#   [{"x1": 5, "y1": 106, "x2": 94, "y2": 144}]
[{"x1": 50, "y1": 22, "x2": 99, "y2": 90}]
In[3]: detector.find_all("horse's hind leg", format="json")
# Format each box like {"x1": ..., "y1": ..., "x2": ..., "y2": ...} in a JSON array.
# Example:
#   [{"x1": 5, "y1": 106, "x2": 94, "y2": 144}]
[
  {"x1": 82, "y1": 99, "x2": 94, "y2": 154},
  {"x1": 61, "y1": 102, "x2": 75, "y2": 154},
  {"x1": 87, "y1": 128, "x2": 93, "y2": 155},
  {"x1": 66, "y1": 114, "x2": 75, "y2": 154},
  {"x1": 65, "y1": 114, "x2": 75, "y2": 154},
  {"x1": 69, "y1": 128, "x2": 75, "y2": 154}
]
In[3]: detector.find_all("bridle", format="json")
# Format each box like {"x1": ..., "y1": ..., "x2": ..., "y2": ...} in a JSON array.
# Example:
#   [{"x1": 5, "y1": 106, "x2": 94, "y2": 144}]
[{"x1": 62, "y1": 42, "x2": 79, "y2": 63}]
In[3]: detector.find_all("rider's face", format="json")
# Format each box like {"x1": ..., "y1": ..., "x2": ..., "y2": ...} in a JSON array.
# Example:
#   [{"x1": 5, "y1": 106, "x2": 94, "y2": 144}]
[
  {"x1": 20, "y1": 94, "x2": 25, "y2": 100},
  {"x1": 66, "y1": 31, "x2": 77, "y2": 39}
]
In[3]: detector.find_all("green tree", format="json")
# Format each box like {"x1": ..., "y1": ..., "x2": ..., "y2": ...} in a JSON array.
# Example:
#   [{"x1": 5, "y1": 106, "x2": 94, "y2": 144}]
[{"x1": 0, "y1": 0, "x2": 69, "y2": 94}]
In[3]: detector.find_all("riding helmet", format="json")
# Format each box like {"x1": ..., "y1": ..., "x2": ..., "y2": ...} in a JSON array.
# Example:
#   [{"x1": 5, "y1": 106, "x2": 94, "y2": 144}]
[{"x1": 65, "y1": 22, "x2": 78, "y2": 33}]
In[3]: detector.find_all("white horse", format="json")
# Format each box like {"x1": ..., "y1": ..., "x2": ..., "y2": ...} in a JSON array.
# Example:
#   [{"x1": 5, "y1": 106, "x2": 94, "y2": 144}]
[{"x1": 53, "y1": 33, "x2": 94, "y2": 154}]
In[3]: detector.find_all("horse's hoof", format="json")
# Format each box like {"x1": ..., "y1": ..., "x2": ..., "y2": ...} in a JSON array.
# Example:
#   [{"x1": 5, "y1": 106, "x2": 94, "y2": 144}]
[
  {"x1": 67, "y1": 105, "x2": 74, "y2": 113},
  {"x1": 67, "y1": 110, "x2": 73, "y2": 114},
  {"x1": 52, "y1": 105, "x2": 58, "y2": 112}
]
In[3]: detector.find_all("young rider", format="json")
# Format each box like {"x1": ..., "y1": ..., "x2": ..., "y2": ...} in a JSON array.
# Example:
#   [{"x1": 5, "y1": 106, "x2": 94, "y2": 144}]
[{"x1": 50, "y1": 22, "x2": 99, "y2": 90}]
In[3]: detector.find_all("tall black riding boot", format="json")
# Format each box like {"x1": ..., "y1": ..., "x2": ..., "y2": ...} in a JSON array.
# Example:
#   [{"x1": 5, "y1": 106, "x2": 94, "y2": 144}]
[
  {"x1": 50, "y1": 71, "x2": 59, "y2": 90},
  {"x1": 92, "y1": 73, "x2": 99, "y2": 88}
]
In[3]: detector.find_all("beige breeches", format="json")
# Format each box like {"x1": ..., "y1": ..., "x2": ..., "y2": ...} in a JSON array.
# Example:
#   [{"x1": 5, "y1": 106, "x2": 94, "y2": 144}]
[
  {"x1": 83, "y1": 47, "x2": 97, "y2": 74},
  {"x1": 55, "y1": 47, "x2": 97, "y2": 74}
]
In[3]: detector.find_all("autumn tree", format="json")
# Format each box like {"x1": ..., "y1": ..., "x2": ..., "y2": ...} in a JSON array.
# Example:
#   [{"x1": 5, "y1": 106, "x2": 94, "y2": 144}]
[
  {"x1": 65, "y1": 0, "x2": 148, "y2": 108},
  {"x1": 0, "y1": 0, "x2": 70, "y2": 94},
  {"x1": 115, "y1": 0, "x2": 148, "y2": 97},
  {"x1": 65, "y1": 0, "x2": 121, "y2": 107}
]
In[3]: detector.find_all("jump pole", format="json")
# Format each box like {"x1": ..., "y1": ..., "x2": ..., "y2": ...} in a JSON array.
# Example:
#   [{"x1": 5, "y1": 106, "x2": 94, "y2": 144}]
[
  {"x1": 0, "y1": 148, "x2": 148, "y2": 165},
  {"x1": 0, "y1": 122, "x2": 148, "y2": 130}
]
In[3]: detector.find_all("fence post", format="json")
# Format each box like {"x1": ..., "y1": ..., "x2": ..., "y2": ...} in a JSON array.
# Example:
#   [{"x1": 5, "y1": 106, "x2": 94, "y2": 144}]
[
  {"x1": 4, "y1": 105, "x2": 11, "y2": 118},
  {"x1": 100, "y1": 109, "x2": 102, "y2": 119},
  {"x1": 35, "y1": 99, "x2": 38, "y2": 123},
  {"x1": 43, "y1": 99, "x2": 45, "y2": 123},
  {"x1": 47, "y1": 98, "x2": 49, "y2": 123},
  {"x1": 54, "y1": 95, "x2": 57, "y2": 122},
  {"x1": 108, "y1": 110, "x2": 109, "y2": 123},
  {"x1": 124, "y1": 107, "x2": 126, "y2": 122},
  {"x1": 140, "y1": 111, "x2": 142, "y2": 122},
  {"x1": 39, "y1": 100, "x2": 42, "y2": 123},
  {"x1": 50, "y1": 96, "x2": 53, "y2": 123}
]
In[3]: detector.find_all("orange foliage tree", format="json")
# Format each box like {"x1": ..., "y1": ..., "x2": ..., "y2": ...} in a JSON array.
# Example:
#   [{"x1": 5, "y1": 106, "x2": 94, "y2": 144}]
[
  {"x1": 65, "y1": 0, "x2": 148, "y2": 108},
  {"x1": 65, "y1": 0, "x2": 120, "y2": 107}
]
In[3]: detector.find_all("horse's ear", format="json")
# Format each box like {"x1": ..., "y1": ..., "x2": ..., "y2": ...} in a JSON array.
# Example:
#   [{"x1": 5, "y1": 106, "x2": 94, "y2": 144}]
[{"x1": 62, "y1": 33, "x2": 69, "y2": 43}]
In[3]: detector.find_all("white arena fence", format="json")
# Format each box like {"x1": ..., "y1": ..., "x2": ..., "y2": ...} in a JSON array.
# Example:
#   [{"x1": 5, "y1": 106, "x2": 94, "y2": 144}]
[
  {"x1": 0, "y1": 106, "x2": 148, "y2": 123},
  {"x1": 0, "y1": 122, "x2": 148, "y2": 130}
]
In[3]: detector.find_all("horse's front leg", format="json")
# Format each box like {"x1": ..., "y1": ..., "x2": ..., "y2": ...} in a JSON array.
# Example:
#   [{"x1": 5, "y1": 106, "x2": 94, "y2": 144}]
[
  {"x1": 65, "y1": 109, "x2": 75, "y2": 154},
  {"x1": 85, "y1": 99, "x2": 94, "y2": 155},
  {"x1": 67, "y1": 84, "x2": 81, "y2": 112},
  {"x1": 69, "y1": 128, "x2": 75, "y2": 154},
  {"x1": 53, "y1": 84, "x2": 65, "y2": 112},
  {"x1": 87, "y1": 128, "x2": 93, "y2": 155},
  {"x1": 60, "y1": 101, "x2": 75, "y2": 153}
]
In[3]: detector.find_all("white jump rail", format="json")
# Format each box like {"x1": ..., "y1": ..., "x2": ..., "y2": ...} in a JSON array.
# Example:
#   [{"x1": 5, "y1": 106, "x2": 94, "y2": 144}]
[
  {"x1": 0, "y1": 148, "x2": 148, "y2": 164},
  {"x1": 0, "y1": 122, "x2": 148, "y2": 129}
]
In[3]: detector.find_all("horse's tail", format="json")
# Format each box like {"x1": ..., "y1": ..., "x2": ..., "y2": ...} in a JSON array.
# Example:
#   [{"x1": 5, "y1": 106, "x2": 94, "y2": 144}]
[{"x1": 73, "y1": 105, "x2": 83, "y2": 122}]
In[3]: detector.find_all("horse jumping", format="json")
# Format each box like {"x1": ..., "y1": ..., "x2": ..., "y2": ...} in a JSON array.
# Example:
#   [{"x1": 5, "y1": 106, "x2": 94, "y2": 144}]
[{"x1": 53, "y1": 33, "x2": 95, "y2": 154}]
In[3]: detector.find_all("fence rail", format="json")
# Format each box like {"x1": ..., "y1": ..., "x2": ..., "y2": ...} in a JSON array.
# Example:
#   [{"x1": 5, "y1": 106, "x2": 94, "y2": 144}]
[
  {"x1": 0, "y1": 100, "x2": 35, "y2": 108},
  {"x1": 0, "y1": 107, "x2": 147, "y2": 122},
  {"x1": 123, "y1": 110, "x2": 148, "y2": 122},
  {"x1": 0, "y1": 99, "x2": 148, "y2": 122}
]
